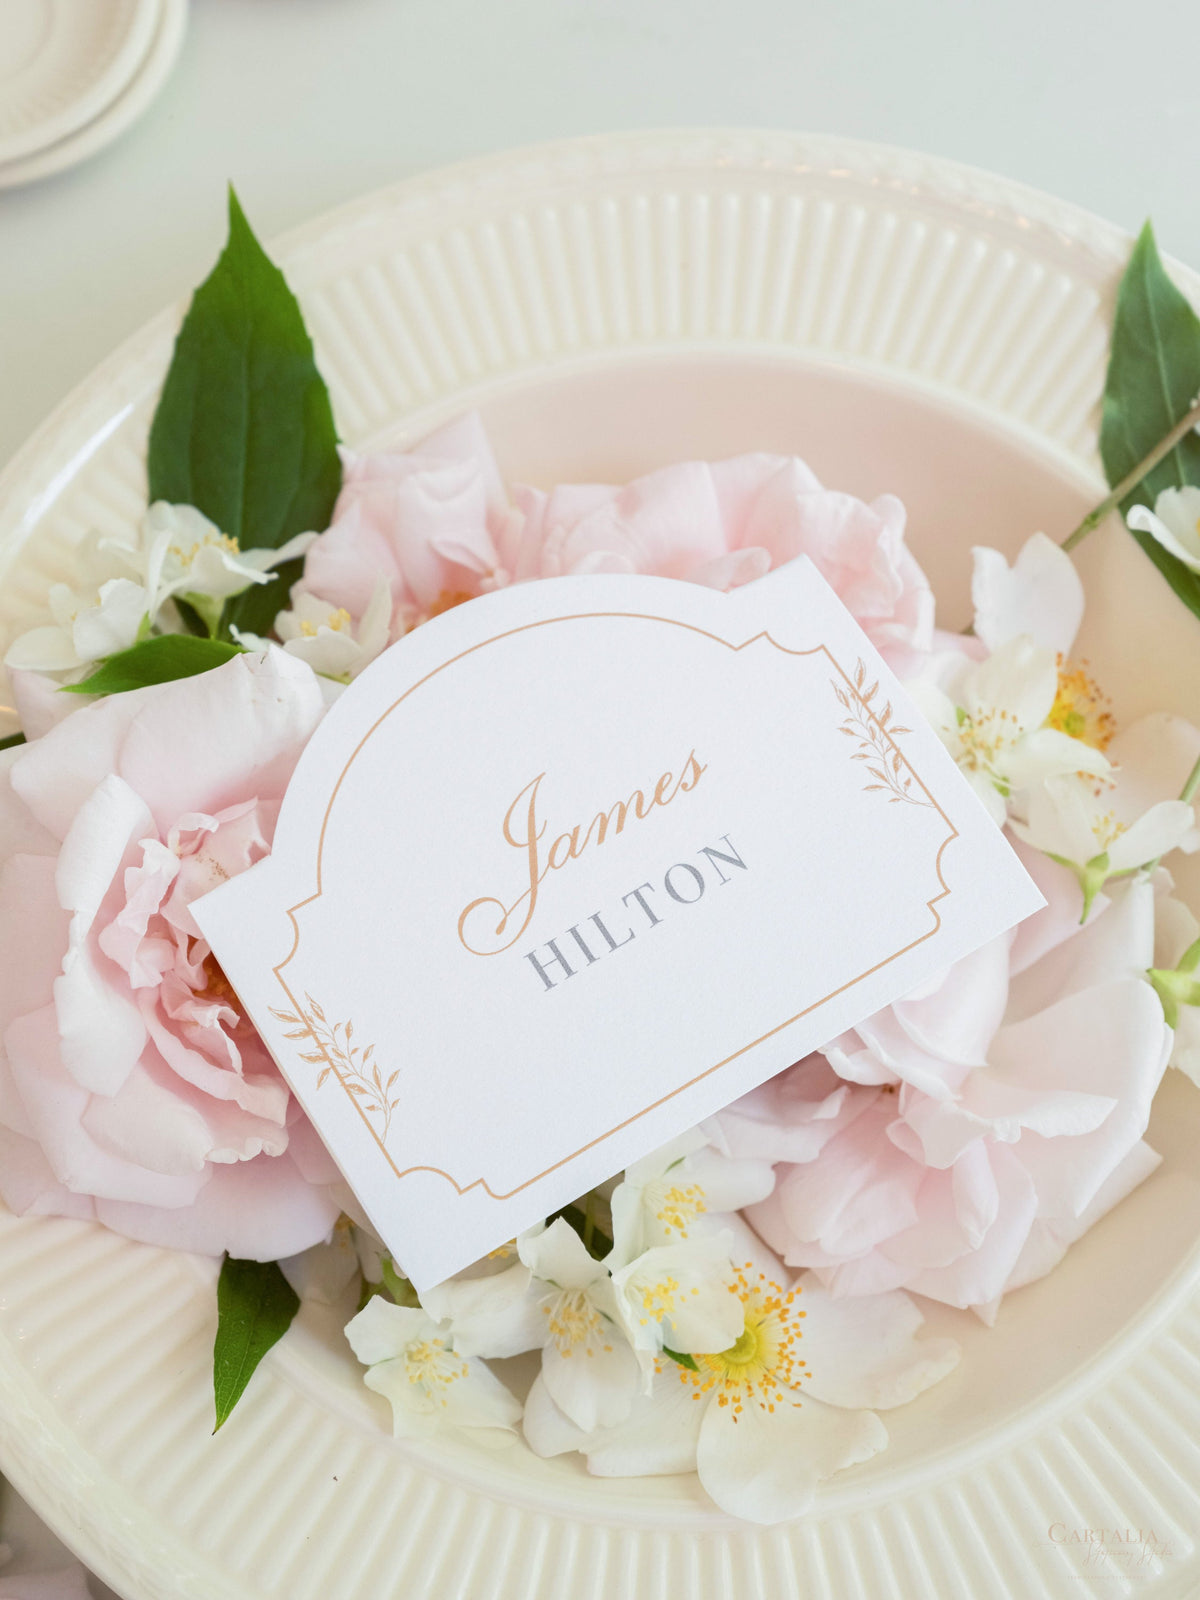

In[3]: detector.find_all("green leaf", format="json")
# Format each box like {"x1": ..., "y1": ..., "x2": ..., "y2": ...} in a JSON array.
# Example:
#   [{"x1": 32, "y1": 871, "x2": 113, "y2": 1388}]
[
  {"x1": 0, "y1": 732, "x2": 25, "y2": 751},
  {"x1": 662, "y1": 1346, "x2": 698, "y2": 1371},
  {"x1": 1100, "y1": 221, "x2": 1200, "y2": 617},
  {"x1": 380, "y1": 1257, "x2": 420, "y2": 1308},
  {"x1": 223, "y1": 555, "x2": 306, "y2": 640},
  {"x1": 546, "y1": 1199, "x2": 612, "y2": 1261},
  {"x1": 213, "y1": 1255, "x2": 300, "y2": 1431},
  {"x1": 64, "y1": 635, "x2": 244, "y2": 696},
  {"x1": 147, "y1": 187, "x2": 340, "y2": 637}
]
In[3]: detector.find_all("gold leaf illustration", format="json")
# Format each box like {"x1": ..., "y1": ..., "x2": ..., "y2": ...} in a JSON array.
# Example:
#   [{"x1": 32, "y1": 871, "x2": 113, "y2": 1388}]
[
  {"x1": 278, "y1": 994, "x2": 400, "y2": 1140},
  {"x1": 830, "y1": 672, "x2": 931, "y2": 810}
]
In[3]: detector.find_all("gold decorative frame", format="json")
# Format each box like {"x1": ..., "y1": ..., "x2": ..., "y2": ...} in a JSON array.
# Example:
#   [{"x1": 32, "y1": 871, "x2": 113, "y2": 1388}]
[{"x1": 272, "y1": 612, "x2": 956, "y2": 1199}]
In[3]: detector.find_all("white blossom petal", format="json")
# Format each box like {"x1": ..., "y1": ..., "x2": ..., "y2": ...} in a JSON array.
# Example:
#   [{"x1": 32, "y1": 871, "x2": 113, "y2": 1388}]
[
  {"x1": 696, "y1": 1387, "x2": 886, "y2": 1524},
  {"x1": 541, "y1": 1321, "x2": 642, "y2": 1431},
  {"x1": 1128, "y1": 489, "x2": 1200, "y2": 572},
  {"x1": 70, "y1": 578, "x2": 148, "y2": 661},
  {"x1": 611, "y1": 1235, "x2": 742, "y2": 1357},
  {"x1": 528, "y1": 1369, "x2": 706, "y2": 1478},
  {"x1": 344, "y1": 1295, "x2": 428, "y2": 1366},
  {"x1": 518, "y1": 1216, "x2": 607, "y2": 1291},
  {"x1": 966, "y1": 634, "x2": 1058, "y2": 734},
  {"x1": 792, "y1": 1282, "x2": 961, "y2": 1411},
  {"x1": 1003, "y1": 727, "x2": 1109, "y2": 791},
  {"x1": 3, "y1": 623, "x2": 81, "y2": 674},
  {"x1": 418, "y1": 1258, "x2": 546, "y2": 1358},
  {"x1": 972, "y1": 532, "x2": 1084, "y2": 658},
  {"x1": 521, "y1": 1372, "x2": 591, "y2": 1457},
  {"x1": 1107, "y1": 800, "x2": 1199, "y2": 871}
]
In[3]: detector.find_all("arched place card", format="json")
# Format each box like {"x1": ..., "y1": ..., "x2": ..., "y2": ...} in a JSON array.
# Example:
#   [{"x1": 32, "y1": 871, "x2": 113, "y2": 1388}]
[{"x1": 194, "y1": 560, "x2": 1042, "y2": 1288}]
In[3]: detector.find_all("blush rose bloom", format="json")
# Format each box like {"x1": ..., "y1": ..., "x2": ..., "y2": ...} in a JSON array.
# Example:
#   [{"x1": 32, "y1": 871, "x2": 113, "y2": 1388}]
[
  {"x1": 502, "y1": 452, "x2": 933, "y2": 673},
  {"x1": 715, "y1": 846, "x2": 1171, "y2": 1321},
  {"x1": 292, "y1": 416, "x2": 934, "y2": 677},
  {"x1": 297, "y1": 412, "x2": 514, "y2": 639},
  {"x1": 0, "y1": 648, "x2": 345, "y2": 1259}
]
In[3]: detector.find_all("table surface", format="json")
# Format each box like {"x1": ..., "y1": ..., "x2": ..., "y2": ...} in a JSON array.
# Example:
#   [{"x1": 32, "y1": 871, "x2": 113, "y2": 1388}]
[
  {"x1": 3, "y1": 0, "x2": 1200, "y2": 485},
  {"x1": 2, "y1": 1, "x2": 1199, "y2": 1594}
]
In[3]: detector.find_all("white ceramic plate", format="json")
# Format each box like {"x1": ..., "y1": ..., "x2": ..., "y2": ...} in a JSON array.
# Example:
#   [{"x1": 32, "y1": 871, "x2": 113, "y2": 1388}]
[
  {"x1": 1, "y1": 132, "x2": 1200, "y2": 1600},
  {"x1": 0, "y1": 0, "x2": 159, "y2": 166},
  {"x1": 0, "y1": 0, "x2": 186, "y2": 192}
]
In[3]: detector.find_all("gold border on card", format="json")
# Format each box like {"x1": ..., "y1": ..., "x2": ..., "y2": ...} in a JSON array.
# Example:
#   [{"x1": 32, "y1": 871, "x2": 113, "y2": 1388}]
[{"x1": 272, "y1": 614, "x2": 956, "y2": 1200}]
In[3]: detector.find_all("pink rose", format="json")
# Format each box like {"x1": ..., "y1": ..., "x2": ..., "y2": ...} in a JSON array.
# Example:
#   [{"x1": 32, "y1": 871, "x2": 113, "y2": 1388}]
[
  {"x1": 300, "y1": 412, "x2": 512, "y2": 634},
  {"x1": 716, "y1": 851, "x2": 1170, "y2": 1320},
  {"x1": 0, "y1": 649, "x2": 344, "y2": 1260},
  {"x1": 501, "y1": 450, "x2": 934, "y2": 671},
  {"x1": 295, "y1": 417, "x2": 934, "y2": 675}
]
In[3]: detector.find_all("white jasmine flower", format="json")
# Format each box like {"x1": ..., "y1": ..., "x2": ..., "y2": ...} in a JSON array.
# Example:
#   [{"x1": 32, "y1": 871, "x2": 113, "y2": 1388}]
[
  {"x1": 273, "y1": 579, "x2": 392, "y2": 680},
  {"x1": 415, "y1": 1239, "x2": 546, "y2": 1361},
  {"x1": 910, "y1": 634, "x2": 1109, "y2": 824},
  {"x1": 1012, "y1": 713, "x2": 1200, "y2": 914},
  {"x1": 970, "y1": 531, "x2": 1117, "y2": 751},
  {"x1": 518, "y1": 1220, "x2": 642, "y2": 1431},
  {"x1": 344, "y1": 1295, "x2": 520, "y2": 1439},
  {"x1": 1015, "y1": 775, "x2": 1197, "y2": 912},
  {"x1": 607, "y1": 1127, "x2": 775, "y2": 1270},
  {"x1": 5, "y1": 503, "x2": 316, "y2": 678},
  {"x1": 609, "y1": 1232, "x2": 746, "y2": 1370},
  {"x1": 5, "y1": 575, "x2": 149, "y2": 673},
  {"x1": 524, "y1": 1252, "x2": 959, "y2": 1524},
  {"x1": 1128, "y1": 486, "x2": 1200, "y2": 573},
  {"x1": 109, "y1": 502, "x2": 316, "y2": 635},
  {"x1": 422, "y1": 1217, "x2": 643, "y2": 1432},
  {"x1": 280, "y1": 1214, "x2": 389, "y2": 1305},
  {"x1": 972, "y1": 530, "x2": 1085, "y2": 659}
]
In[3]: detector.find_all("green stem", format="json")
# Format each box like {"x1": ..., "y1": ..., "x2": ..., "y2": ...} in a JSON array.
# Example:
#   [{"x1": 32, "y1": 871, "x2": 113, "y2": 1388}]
[
  {"x1": 964, "y1": 396, "x2": 1200, "y2": 631},
  {"x1": 1061, "y1": 395, "x2": 1200, "y2": 553},
  {"x1": 1142, "y1": 751, "x2": 1200, "y2": 878}
]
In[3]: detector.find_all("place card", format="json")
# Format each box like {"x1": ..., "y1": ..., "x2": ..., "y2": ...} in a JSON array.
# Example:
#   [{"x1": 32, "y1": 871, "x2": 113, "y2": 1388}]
[{"x1": 194, "y1": 559, "x2": 1043, "y2": 1288}]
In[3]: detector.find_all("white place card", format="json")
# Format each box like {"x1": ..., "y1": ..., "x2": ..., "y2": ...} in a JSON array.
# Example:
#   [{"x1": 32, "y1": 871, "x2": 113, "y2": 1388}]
[{"x1": 194, "y1": 559, "x2": 1043, "y2": 1289}]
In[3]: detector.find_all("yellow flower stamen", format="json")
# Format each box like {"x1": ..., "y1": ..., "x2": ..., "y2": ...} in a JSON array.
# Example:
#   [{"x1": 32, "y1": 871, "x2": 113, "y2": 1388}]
[
  {"x1": 404, "y1": 1337, "x2": 468, "y2": 1405},
  {"x1": 300, "y1": 606, "x2": 352, "y2": 638},
  {"x1": 200, "y1": 952, "x2": 237, "y2": 1003},
  {"x1": 953, "y1": 705, "x2": 1021, "y2": 778},
  {"x1": 675, "y1": 1264, "x2": 807, "y2": 1420},
  {"x1": 170, "y1": 531, "x2": 242, "y2": 565},
  {"x1": 1047, "y1": 656, "x2": 1115, "y2": 751},
  {"x1": 651, "y1": 1181, "x2": 707, "y2": 1240},
  {"x1": 543, "y1": 1289, "x2": 613, "y2": 1358},
  {"x1": 427, "y1": 590, "x2": 474, "y2": 619}
]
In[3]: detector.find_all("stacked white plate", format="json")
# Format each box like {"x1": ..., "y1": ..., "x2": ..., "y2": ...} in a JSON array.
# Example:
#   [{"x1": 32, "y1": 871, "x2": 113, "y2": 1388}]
[{"x1": 0, "y1": 0, "x2": 187, "y2": 189}]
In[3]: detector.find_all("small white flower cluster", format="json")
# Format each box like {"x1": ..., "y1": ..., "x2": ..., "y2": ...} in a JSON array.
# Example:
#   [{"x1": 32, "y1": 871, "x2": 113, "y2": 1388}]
[
  {"x1": 337, "y1": 1130, "x2": 960, "y2": 1524},
  {"x1": 3, "y1": 502, "x2": 313, "y2": 705},
  {"x1": 1128, "y1": 485, "x2": 1200, "y2": 574},
  {"x1": 907, "y1": 523, "x2": 1200, "y2": 917}
]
